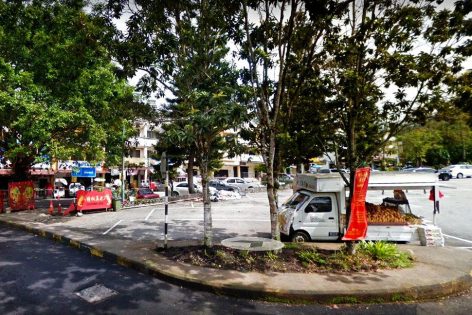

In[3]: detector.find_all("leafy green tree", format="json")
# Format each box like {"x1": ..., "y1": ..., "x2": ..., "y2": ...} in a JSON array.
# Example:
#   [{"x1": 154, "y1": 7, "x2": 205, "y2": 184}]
[
  {"x1": 102, "y1": 0, "x2": 245, "y2": 247},
  {"x1": 0, "y1": 0, "x2": 151, "y2": 179},
  {"x1": 398, "y1": 113, "x2": 472, "y2": 168},
  {"x1": 312, "y1": 0, "x2": 468, "y2": 252},
  {"x1": 398, "y1": 127, "x2": 440, "y2": 166},
  {"x1": 235, "y1": 0, "x2": 348, "y2": 239},
  {"x1": 451, "y1": 71, "x2": 472, "y2": 126}
]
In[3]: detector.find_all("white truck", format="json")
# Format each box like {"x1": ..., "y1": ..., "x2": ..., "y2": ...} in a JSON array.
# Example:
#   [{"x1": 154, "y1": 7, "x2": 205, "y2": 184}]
[{"x1": 278, "y1": 172, "x2": 442, "y2": 243}]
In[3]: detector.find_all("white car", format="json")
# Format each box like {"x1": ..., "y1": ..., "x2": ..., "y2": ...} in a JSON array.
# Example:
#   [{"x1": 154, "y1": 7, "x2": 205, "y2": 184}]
[
  {"x1": 243, "y1": 178, "x2": 264, "y2": 188},
  {"x1": 172, "y1": 182, "x2": 203, "y2": 196},
  {"x1": 443, "y1": 164, "x2": 472, "y2": 179},
  {"x1": 69, "y1": 183, "x2": 85, "y2": 197}
]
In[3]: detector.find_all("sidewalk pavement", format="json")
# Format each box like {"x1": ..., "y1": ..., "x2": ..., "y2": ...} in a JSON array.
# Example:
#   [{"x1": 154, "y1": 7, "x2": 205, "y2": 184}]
[{"x1": 0, "y1": 209, "x2": 471, "y2": 304}]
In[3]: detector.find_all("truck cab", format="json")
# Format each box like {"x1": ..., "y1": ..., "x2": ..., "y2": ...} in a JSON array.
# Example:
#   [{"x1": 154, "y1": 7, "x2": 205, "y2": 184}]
[
  {"x1": 279, "y1": 190, "x2": 341, "y2": 242},
  {"x1": 279, "y1": 174, "x2": 346, "y2": 242}
]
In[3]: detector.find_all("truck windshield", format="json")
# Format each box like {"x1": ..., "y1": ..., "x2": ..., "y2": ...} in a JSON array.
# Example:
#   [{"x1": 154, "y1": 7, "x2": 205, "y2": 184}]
[{"x1": 283, "y1": 192, "x2": 310, "y2": 210}]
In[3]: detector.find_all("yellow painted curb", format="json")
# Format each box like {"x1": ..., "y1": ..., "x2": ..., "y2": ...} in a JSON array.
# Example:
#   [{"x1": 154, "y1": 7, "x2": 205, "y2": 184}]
[
  {"x1": 69, "y1": 240, "x2": 81, "y2": 248},
  {"x1": 117, "y1": 256, "x2": 132, "y2": 267},
  {"x1": 90, "y1": 247, "x2": 104, "y2": 258}
]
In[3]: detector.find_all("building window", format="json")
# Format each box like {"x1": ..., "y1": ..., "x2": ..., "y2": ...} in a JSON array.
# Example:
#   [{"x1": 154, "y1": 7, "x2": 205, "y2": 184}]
[
  {"x1": 132, "y1": 150, "x2": 141, "y2": 158},
  {"x1": 147, "y1": 130, "x2": 158, "y2": 139}
]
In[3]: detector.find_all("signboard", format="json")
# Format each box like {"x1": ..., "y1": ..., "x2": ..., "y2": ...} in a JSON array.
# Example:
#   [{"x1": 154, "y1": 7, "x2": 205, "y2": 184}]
[
  {"x1": 71, "y1": 167, "x2": 96, "y2": 178},
  {"x1": 8, "y1": 181, "x2": 36, "y2": 211},
  {"x1": 75, "y1": 190, "x2": 112, "y2": 211},
  {"x1": 342, "y1": 167, "x2": 371, "y2": 241}
]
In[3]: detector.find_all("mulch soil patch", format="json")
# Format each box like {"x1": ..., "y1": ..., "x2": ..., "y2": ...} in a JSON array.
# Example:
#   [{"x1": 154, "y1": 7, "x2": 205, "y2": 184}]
[{"x1": 157, "y1": 244, "x2": 394, "y2": 274}]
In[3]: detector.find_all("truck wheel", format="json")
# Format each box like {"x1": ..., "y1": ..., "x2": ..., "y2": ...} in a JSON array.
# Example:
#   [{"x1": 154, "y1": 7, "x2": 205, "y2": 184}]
[
  {"x1": 457, "y1": 173, "x2": 464, "y2": 179},
  {"x1": 291, "y1": 231, "x2": 310, "y2": 243}
]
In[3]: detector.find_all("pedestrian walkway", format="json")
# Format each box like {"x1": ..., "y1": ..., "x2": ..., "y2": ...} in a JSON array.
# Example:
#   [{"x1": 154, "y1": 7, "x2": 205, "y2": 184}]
[{"x1": 0, "y1": 210, "x2": 471, "y2": 304}]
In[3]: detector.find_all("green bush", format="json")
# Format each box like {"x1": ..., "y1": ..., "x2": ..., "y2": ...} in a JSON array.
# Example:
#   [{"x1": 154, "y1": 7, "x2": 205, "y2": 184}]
[{"x1": 356, "y1": 241, "x2": 412, "y2": 268}]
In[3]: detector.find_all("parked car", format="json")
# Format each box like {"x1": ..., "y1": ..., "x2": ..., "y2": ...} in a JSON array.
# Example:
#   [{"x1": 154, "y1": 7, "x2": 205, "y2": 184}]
[
  {"x1": 141, "y1": 180, "x2": 165, "y2": 192},
  {"x1": 244, "y1": 178, "x2": 264, "y2": 188},
  {"x1": 437, "y1": 168, "x2": 452, "y2": 181},
  {"x1": 221, "y1": 177, "x2": 251, "y2": 192},
  {"x1": 440, "y1": 164, "x2": 472, "y2": 179},
  {"x1": 68, "y1": 183, "x2": 85, "y2": 197},
  {"x1": 172, "y1": 182, "x2": 202, "y2": 196},
  {"x1": 136, "y1": 188, "x2": 160, "y2": 199},
  {"x1": 261, "y1": 174, "x2": 294, "y2": 186},
  {"x1": 402, "y1": 167, "x2": 437, "y2": 173},
  {"x1": 209, "y1": 179, "x2": 240, "y2": 192}
]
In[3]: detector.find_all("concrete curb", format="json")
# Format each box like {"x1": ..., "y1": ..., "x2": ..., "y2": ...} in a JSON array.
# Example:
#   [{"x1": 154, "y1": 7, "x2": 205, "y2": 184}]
[{"x1": 1, "y1": 218, "x2": 471, "y2": 304}]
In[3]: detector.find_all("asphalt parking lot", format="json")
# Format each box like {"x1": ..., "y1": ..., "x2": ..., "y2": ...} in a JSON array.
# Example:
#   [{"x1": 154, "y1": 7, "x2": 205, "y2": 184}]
[{"x1": 29, "y1": 177, "x2": 471, "y2": 249}]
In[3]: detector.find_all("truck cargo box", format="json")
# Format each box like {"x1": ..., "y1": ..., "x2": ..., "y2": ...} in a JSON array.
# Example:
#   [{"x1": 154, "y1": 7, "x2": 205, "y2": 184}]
[{"x1": 294, "y1": 174, "x2": 345, "y2": 193}]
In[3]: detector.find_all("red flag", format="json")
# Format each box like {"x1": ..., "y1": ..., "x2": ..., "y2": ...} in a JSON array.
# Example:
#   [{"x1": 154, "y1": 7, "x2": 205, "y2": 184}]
[
  {"x1": 429, "y1": 189, "x2": 444, "y2": 201},
  {"x1": 342, "y1": 167, "x2": 371, "y2": 241}
]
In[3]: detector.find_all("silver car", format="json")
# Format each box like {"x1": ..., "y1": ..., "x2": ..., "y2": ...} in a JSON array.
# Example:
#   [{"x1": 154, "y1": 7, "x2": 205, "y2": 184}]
[{"x1": 222, "y1": 177, "x2": 251, "y2": 192}]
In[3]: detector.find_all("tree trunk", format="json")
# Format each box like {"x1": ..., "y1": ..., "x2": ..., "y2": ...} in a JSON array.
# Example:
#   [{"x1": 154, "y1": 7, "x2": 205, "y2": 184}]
[
  {"x1": 188, "y1": 152, "x2": 195, "y2": 194},
  {"x1": 12, "y1": 155, "x2": 34, "y2": 181},
  {"x1": 201, "y1": 162, "x2": 212, "y2": 247},
  {"x1": 266, "y1": 131, "x2": 280, "y2": 240},
  {"x1": 346, "y1": 109, "x2": 357, "y2": 255}
]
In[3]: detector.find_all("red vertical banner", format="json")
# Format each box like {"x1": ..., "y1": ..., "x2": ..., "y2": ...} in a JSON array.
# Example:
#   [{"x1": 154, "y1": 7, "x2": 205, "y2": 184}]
[
  {"x1": 8, "y1": 181, "x2": 36, "y2": 211},
  {"x1": 342, "y1": 167, "x2": 371, "y2": 241}
]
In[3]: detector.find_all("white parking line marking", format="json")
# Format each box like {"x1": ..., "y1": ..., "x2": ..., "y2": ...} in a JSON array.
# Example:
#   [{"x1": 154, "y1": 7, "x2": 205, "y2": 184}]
[
  {"x1": 103, "y1": 220, "x2": 123, "y2": 235},
  {"x1": 144, "y1": 208, "x2": 158, "y2": 221},
  {"x1": 443, "y1": 234, "x2": 472, "y2": 244}
]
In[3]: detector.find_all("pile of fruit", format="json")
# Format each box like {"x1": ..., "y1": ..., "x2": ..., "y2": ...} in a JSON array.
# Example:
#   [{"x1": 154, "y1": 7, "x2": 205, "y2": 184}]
[
  {"x1": 404, "y1": 213, "x2": 422, "y2": 225},
  {"x1": 365, "y1": 202, "x2": 422, "y2": 224},
  {"x1": 365, "y1": 202, "x2": 408, "y2": 224}
]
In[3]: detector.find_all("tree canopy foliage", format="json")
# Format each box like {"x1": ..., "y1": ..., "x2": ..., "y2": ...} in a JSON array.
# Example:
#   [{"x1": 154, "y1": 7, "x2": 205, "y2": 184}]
[
  {"x1": 0, "y1": 0, "x2": 152, "y2": 179},
  {"x1": 399, "y1": 110, "x2": 472, "y2": 167}
]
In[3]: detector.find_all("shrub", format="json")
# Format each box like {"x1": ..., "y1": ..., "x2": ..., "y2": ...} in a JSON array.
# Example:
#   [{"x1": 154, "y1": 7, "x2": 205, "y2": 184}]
[
  {"x1": 356, "y1": 241, "x2": 412, "y2": 268},
  {"x1": 266, "y1": 251, "x2": 278, "y2": 261}
]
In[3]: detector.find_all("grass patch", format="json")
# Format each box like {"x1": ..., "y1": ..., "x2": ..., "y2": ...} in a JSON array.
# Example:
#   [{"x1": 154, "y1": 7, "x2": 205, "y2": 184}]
[
  {"x1": 297, "y1": 249, "x2": 327, "y2": 266},
  {"x1": 356, "y1": 241, "x2": 413, "y2": 269},
  {"x1": 391, "y1": 293, "x2": 413, "y2": 302},
  {"x1": 330, "y1": 296, "x2": 359, "y2": 304}
]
